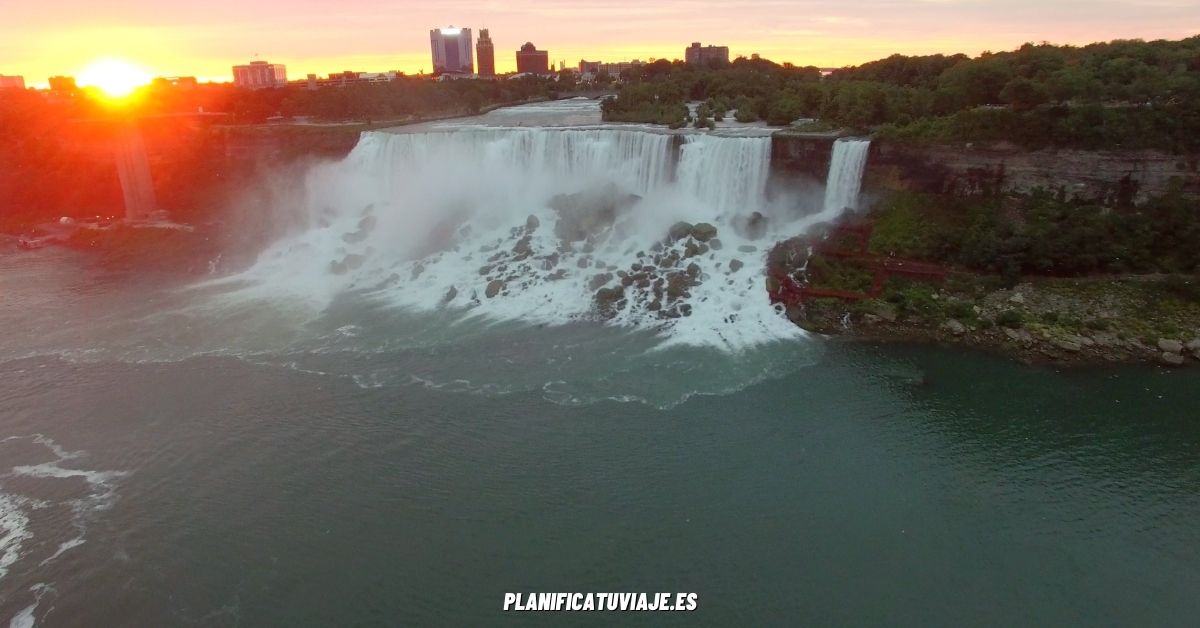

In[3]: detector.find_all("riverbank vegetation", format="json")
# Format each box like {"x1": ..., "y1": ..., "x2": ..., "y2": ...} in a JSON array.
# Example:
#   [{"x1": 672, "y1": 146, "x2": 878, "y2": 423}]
[
  {"x1": 867, "y1": 188, "x2": 1200, "y2": 278},
  {"x1": 601, "y1": 36, "x2": 1200, "y2": 151},
  {"x1": 776, "y1": 187, "x2": 1200, "y2": 365}
]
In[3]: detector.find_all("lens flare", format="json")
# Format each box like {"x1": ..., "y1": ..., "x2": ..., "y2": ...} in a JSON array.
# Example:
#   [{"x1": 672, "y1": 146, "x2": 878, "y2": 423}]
[{"x1": 77, "y1": 58, "x2": 151, "y2": 98}]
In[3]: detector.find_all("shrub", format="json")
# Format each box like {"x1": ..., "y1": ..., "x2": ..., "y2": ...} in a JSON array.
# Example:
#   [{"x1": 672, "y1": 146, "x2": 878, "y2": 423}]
[{"x1": 996, "y1": 309, "x2": 1025, "y2": 328}]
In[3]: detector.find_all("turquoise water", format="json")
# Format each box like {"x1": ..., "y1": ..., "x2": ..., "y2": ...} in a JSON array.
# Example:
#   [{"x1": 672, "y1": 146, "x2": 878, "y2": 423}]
[{"x1": 2, "y1": 246, "x2": 1199, "y2": 626}]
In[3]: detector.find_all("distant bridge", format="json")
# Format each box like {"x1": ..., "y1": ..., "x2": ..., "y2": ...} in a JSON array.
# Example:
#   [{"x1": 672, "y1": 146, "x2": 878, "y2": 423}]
[{"x1": 560, "y1": 89, "x2": 617, "y2": 100}]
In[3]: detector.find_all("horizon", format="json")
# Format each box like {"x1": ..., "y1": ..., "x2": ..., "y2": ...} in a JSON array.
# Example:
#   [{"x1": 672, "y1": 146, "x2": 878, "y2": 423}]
[{"x1": 3, "y1": 1, "x2": 1198, "y2": 89}]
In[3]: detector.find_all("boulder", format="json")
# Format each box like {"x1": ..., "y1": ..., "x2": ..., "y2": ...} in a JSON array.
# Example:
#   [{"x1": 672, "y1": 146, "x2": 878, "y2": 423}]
[
  {"x1": 588, "y1": 273, "x2": 613, "y2": 291},
  {"x1": 550, "y1": 185, "x2": 639, "y2": 242},
  {"x1": 942, "y1": 319, "x2": 967, "y2": 335},
  {"x1": 1009, "y1": 292, "x2": 1026, "y2": 305},
  {"x1": 871, "y1": 302, "x2": 898, "y2": 323},
  {"x1": 442, "y1": 285, "x2": 458, "y2": 303},
  {"x1": 594, "y1": 286, "x2": 626, "y2": 318},
  {"x1": 738, "y1": 245, "x2": 757, "y2": 253},
  {"x1": 667, "y1": 221, "x2": 694, "y2": 242},
  {"x1": 666, "y1": 273, "x2": 693, "y2": 300},
  {"x1": 743, "y1": 211, "x2": 768, "y2": 240},
  {"x1": 729, "y1": 259, "x2": 744, "y2": 273},
  {"x1": 708, "y1": 238, "x2": 723, "y2": 251},
  {"x1": 525, "y1": 214, "x2": 540, "y2": 232},
  {"x1": 1186, "y1": 338, "x2": 1200, "y2": 354},
  {"x1": 1158, "y1": 338, "x2": 1184, "y2": 354},
  {"x1": 512, "y1": 235, "x2": 533, "y2": 260},
  {"x1": 1003, "y1": 327, "x2": 1033, "y2": 344},
  {"x1": 1161, "y1": 351, "x2": 1186, "y2": 367},
  {"x1": 690, "y1": 223, "x2": 718, "y2": 242},
  {"x1": 330, "y1": 254, "x2": 365, "y2": 275},
  {"x1": 485, "y1": 280, "x2": 505, "y2": 298},
  {"x1": 1054, "y1": 339, "x2": 1082, "y2": 353}
]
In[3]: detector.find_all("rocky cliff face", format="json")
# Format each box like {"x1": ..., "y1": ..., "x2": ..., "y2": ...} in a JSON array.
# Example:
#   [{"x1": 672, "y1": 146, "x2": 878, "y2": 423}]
[
  {"x1": 769, "y1": 133, "x2": 835, "y2": 185},
  {"x1": 770, "y1": 134, "x2": 1200, "y2": 204},
  {"x1": 867, "y1": 142, "x2": 1199, "y2": 204}
]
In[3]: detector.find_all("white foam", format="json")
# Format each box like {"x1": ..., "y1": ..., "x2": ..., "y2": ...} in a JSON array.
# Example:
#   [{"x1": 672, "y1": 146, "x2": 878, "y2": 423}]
[
  {"x1": 209, "y1": 125, "x2": 811, "y2": 350},
  {"x1": 7, "y1": 583, "x2": 51, "y2": 628},
  {"x1": 0, "y1": 493, "x2": 32, "y2": 581},
  {"x1": 0, "y1": 435, "x2": 127, "y2": 588}
]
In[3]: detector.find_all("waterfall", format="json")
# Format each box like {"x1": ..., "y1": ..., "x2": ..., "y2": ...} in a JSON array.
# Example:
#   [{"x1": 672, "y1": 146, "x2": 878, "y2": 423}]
[
  {"x1": 348, "y1": 128, "x2": 675, "y2": 198},
  {"x1": 676, "y1": 135, "x2": 772, "y2": 218},
  {"x1": 217, "y1": 125, "x2": 799, "y2": 349},
  {"x1": 113, "y1": 123, "x2": 158, "y2": 222},
  {"x1": 821, "y1": 138, "x2": 870, "y2": 215}
]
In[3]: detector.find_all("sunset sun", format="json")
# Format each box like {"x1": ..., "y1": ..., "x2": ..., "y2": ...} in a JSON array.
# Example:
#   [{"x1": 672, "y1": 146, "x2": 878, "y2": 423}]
[{"x1": 77, "y1": 58, "x2": 151, "y2": 98}]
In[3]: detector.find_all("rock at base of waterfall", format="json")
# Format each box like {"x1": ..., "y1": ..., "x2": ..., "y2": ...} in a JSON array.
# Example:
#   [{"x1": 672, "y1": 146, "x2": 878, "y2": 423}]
[
  {"x1": 550, "y1": 184, "x2": 640, "y2": 242},
  {"x1": 594, "y1": 286, "x2": 626, "y2": 318},
  {"x1": 330, "y1": 254, "x2": 365, "y2": 275},
  {"x1": 690, "y1": 223, "x2": 718, "y2": 242},
  {"x1": 667, "y1": 221, "x2": 694, "y2": 242}
]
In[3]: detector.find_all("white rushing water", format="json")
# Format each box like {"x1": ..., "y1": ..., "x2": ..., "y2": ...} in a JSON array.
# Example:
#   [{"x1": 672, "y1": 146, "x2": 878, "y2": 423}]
[
  {"x1": 820, "y1": 138, "x2": 871, "y2": 219},
  {"x1": 204, "y1": 109, "x2": 871, "y2": 352}
]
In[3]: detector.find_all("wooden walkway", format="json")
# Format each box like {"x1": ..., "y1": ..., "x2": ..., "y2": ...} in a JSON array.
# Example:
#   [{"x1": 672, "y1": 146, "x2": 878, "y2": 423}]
[{"x1": 769, "y1": 223, "x2": 946, "y2": 307}]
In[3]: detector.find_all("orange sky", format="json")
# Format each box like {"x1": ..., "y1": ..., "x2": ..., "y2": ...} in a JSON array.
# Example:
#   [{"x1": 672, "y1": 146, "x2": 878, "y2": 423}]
[{"x1": 3, "y1": 1, "x2": 1197, "y2": 88}]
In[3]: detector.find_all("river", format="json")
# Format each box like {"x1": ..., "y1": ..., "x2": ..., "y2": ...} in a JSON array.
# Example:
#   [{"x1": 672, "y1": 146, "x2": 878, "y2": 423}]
[{"x1": 2, "y1": 100, "x2": 1198, "y2": 626}]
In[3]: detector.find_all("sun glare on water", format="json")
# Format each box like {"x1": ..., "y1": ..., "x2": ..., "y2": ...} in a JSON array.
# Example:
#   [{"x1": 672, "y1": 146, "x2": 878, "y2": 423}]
[{"x1": 77, "y1": 58, "x2": 152, "y2": 98}]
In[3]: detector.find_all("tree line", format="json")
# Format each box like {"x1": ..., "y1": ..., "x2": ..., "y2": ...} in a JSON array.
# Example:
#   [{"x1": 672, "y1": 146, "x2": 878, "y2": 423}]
[{"x1": 600, "y1": 36, "x2": 1200, "y2": 151}]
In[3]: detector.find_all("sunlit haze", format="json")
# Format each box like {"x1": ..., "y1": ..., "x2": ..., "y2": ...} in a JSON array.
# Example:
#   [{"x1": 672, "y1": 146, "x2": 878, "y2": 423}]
[
  {"x1": 76, "y1": 57, "x2": 153, "y2": 97},
  {"x1": 3, "y1": 0, "x2": 1197, "y2": 86}
]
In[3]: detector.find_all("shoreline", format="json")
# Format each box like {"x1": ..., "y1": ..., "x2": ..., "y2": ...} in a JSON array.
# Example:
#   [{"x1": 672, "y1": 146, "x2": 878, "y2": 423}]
[{"x1": 789, "y1": 275, "x2": 1200, "y2": 368}]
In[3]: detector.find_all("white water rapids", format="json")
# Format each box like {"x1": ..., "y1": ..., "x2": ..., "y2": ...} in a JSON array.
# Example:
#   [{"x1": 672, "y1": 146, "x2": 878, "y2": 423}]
[{"x1": 211, "y1": 109, "x2": 870, "y2": 352}]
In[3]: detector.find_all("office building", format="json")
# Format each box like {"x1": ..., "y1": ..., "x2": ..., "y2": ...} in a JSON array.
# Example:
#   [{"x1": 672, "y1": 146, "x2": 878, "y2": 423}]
[
  {"x1": 685, "y1": 42, "x2": 730, "y2": 66},
  {"x1": 48, "y1": 76, "x2": 77, "y2": 92},
  {"x1": 430, "y1": 27, "x2": 474, "y2": 75},
  {"x1": 233, "y1": 61, "x2": 287, "y2": 89},
  {"x1": 516, "y1": 42, "x2": 549, "y2": 75},
  {"x1": 476, "y1": 29, "x2": 496, "y2": 77}
]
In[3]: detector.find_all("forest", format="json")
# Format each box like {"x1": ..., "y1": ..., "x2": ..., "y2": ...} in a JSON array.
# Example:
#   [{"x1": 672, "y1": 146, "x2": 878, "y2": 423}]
[{"x1": 601, "y1": 36, "x2": 1200, "y2": 151}]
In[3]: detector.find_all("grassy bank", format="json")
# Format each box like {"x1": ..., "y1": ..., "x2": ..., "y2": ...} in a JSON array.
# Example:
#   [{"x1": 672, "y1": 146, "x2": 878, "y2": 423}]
[{"x1": 777, "y1": 188, "x2": 1200, "y2": 366}]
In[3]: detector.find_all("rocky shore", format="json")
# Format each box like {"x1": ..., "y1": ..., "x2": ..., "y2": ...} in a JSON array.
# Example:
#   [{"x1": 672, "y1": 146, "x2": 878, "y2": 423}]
[{"x1": 792, "y1": 274, "x2": 1200, "y2": 367}]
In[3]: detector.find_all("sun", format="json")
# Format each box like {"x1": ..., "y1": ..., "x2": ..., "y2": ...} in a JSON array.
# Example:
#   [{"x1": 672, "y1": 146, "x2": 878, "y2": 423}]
[{"x1": 77, "y1": 58, "x2": 152, "y2": 98}]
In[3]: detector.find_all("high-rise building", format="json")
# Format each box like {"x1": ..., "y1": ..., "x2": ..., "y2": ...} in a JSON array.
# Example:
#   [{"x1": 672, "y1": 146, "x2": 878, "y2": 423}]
[
  {"x1": 685, "y1": 42, "x2": 730, "y2": 66},
  {"x1": 430, "y1": 27, "x2": 474, "y2": 75},
  {"x1": 516, "y1": 42, "x2": 549, "y2": 75},
  {"x1": 0, "y1": 75, "x2": 25, "y2": 90},
  {"x1": 233, "y1": 61, "x2": 287, "y2": 89},
  {"x1": 476, "y1": 29, "x2": 495, "y2": 77},
  {"x1": 47, "y1": 76, "x2": 77, "y2": 93}
]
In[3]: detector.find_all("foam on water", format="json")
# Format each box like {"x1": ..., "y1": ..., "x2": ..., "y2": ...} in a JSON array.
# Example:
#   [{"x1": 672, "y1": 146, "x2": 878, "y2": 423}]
[
  {"x1": 7, "y1": 584, "x2": 50, "y2": 628},
  {"x1": 0, "y1": 494, "x2": 31, "y2": 582},
  {"x1": 210, "y1": 123, "x2": 810, "y2": 351},
  {"x1": 0, "y1": 433, "x2": 127, "y2": 611}
]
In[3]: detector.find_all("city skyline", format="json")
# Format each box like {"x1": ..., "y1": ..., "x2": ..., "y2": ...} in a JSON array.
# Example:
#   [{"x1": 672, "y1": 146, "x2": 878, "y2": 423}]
[{"x1": 3, "y1": 0, "x2": 1198, "y2": 88}]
